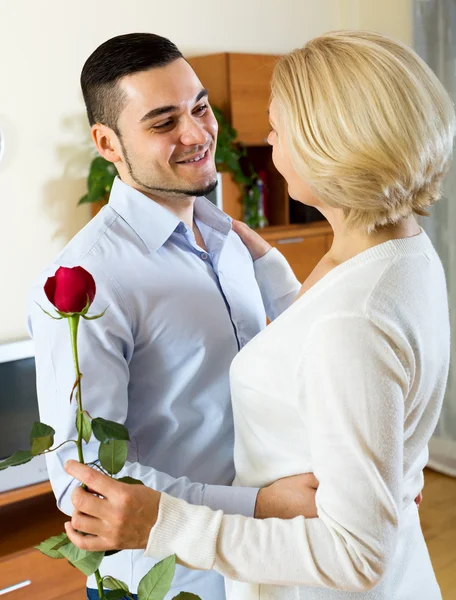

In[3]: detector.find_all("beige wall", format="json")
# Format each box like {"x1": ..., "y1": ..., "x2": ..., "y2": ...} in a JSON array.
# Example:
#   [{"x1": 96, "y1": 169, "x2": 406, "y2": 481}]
[
  {"x1": 341, "y1": 0, "x2": 412, "y2": 45},
  {"x1": 0, "y1": 0, "x2": 411, "y2": 341}
]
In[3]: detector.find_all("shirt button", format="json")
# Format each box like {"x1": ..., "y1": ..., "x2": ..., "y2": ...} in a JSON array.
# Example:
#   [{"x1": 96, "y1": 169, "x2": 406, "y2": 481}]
[{"x1": 201, "y1": 252, "x2": 209, "y2": 260}]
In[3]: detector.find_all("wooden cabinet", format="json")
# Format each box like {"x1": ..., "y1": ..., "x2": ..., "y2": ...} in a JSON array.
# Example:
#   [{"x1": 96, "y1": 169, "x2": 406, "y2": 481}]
[
  {"x1": 188, "y1": 53, "x2": 279, "y2": 145},
  {"x1": 0, "y1": 547, "x2": 85, "y2": 600},
  {"x1": 262, "y1": 223, "x2": 333, "y2": 283},
  {"x1": 0, "y1": 485, "x2": 85, "y2": 599}
]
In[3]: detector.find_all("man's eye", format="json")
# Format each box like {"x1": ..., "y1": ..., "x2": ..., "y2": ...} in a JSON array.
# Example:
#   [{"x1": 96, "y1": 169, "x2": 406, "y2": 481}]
[
  {"x1": 152, "y1": 121, "x2": 173, "y2": 130},
  {"x1": 195, "y1": 104, "x2": 208, "y2": 114}
]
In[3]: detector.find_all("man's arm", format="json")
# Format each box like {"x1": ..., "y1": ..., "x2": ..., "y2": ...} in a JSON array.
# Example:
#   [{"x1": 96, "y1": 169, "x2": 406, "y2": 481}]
[
  {"x1": 28, "y1": 260, "x2": 312, "y2": 520},
  {"x1": 232, "y1": 220, "x2": 301, "y2": 320}
]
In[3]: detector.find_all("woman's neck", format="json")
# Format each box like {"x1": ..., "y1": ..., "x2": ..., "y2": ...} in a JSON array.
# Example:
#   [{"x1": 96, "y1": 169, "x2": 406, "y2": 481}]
[{"x1": 321, "y1": 209, "x2": 422, "y2": 266}]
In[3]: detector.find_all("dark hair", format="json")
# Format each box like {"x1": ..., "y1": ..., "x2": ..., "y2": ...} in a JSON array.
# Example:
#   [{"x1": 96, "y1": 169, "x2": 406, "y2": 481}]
[{"x1": 80, "y1": 33, "x2": 183, "y2": 130}]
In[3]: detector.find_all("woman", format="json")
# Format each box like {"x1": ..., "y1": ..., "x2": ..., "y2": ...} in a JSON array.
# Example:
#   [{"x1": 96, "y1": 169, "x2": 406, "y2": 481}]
[{"x1": 67, "y1": 31, "x2": 454, "y2": 598}]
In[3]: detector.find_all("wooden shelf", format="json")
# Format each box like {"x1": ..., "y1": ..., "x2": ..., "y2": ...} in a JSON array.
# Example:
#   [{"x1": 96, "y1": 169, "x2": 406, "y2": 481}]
[
  {"x1": 258, "y1": 221, "x2": 332, "y2": 239},
  {"x1": 0, "y1": 481, "x2": 52, "y2": 509}
]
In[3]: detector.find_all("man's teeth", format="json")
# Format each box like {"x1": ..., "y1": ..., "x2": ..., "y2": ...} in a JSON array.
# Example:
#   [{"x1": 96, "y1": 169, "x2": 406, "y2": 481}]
[{"x1": 182, "y1": 151, "x2": 206, "y2": 163}]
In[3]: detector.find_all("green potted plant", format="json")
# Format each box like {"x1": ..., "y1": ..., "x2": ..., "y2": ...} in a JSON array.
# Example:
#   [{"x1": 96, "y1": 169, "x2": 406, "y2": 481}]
[{"x1": 78, "y1": 107, "x2": 267, "y2": 228}]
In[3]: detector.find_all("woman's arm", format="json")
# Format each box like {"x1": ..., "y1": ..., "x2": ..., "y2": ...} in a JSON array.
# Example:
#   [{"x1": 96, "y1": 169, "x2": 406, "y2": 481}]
[{"x1": 232, "y1": 220, "x2": 301, "y2": 320}]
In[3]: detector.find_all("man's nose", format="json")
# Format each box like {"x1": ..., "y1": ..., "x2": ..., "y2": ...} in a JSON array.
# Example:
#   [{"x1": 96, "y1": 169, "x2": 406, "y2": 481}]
[{"x1": 180, "y1": 117, "x2": 209, "y2": 146}]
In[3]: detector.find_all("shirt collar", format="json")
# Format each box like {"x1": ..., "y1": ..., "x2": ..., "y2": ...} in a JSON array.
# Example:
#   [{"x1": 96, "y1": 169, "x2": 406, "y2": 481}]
[{"x1": 108, "y1": 177, "x2": 232, "y2": 253}]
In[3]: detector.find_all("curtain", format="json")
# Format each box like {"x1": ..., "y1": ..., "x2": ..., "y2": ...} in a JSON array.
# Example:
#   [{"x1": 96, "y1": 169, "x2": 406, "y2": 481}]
[{"x1": 414, "y1": 0, "x2": 456, "y2": 476}]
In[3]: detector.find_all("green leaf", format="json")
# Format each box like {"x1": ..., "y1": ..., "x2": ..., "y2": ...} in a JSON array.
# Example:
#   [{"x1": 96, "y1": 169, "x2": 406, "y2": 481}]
[
  {"x1": 58, "y1": 541, "x2": 104, "y2": 576},
  {"x1": 103, "y1": 577, "x2": 130, "y2": 593},
  {"x1": 105, "y1": 590, "x2": 130, "y2": 600},
  {"x1": 99, "y1": 439, "x2": 128, "y2": 475},
  {"x1": 51, "y1": 534, "x2": 71, "y2": 551},
  {"x1": 76, "y1": 411, "x2": 92, "y2": 444},
  {"x1": 92, "y1": 417, "x2": 130, "y2": 443},
  {"x1": 35, "y1": 533, "x2": 69, "y2": 559},
  {"x1": 30, "y1": 421, "x2": 55, "y2": 455},
  {"x1": 86, "y1": 157, "x2": 116, "y2": 204},
  {"x1": 172, "y1": 594, "x2": 202, "y2": 599},
  {"x1": 0, "y1": 450, "x2": 34, "y2": 471},
  {"x1": 117, "y1": 476, "x2": 145, "y2": 486},
  {"x1": 138, "y1": 555, "x2": 176, "y2": 600}
]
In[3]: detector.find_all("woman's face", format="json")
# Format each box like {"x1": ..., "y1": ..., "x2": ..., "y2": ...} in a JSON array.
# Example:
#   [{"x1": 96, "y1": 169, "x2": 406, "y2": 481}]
[{"x1": 267, "y1": 97, "x2": 318, "y2": 207}]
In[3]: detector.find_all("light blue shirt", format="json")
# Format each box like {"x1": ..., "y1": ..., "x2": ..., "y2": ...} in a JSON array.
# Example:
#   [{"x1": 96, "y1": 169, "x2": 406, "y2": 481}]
[{"x1": 28, "y1": 177, "x2": 299, "y2": 598}]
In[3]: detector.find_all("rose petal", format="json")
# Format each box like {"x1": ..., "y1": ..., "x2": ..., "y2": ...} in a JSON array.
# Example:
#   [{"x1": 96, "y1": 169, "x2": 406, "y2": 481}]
[
  {"x1": 48, "y1": 266, "x2": 97, "y2": 313},
  {"x1": 44, "y1": 275, "x2": 57, "y2": 306}
]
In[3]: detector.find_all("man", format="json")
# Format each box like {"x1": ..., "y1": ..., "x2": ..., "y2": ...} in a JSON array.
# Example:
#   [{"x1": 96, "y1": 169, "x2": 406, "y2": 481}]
[{"x1": 28, "y1": 33, "x2": 314, "y2": 600}]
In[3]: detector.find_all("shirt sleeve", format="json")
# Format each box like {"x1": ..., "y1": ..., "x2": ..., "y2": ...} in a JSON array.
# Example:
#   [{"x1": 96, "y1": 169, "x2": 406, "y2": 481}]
[
  {"x1": 27, "y1": 260, "x2": 258, "y2": 519},
  {"x1": 253, "y1": 248, "x2": 301, "y2": 320},
  {"x1": 145, "y1": 315, "x2": 409, "y2": 592}
]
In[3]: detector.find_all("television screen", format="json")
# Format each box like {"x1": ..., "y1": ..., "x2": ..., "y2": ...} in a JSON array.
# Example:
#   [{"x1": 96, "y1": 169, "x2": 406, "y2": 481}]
[{"x1": 0, "y1": 356, "x2": 40, "y2": 461}]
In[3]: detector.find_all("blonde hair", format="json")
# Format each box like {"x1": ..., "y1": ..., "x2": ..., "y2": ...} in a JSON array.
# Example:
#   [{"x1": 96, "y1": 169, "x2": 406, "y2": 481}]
[{"x1": 271, "y1": 31, "x2": 456, "y2": 232}]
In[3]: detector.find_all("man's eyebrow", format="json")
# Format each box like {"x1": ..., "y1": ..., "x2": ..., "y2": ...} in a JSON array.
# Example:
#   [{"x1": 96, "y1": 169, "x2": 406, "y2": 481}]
[{"x1": 140, "y1": 88, "x2": 209, "y2": 122}]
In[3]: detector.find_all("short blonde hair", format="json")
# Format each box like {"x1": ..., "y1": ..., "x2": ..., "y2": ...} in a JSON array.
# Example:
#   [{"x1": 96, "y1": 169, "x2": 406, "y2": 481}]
[{"x1": 271, "y1": 31, "x2": 456, "y2": 232}]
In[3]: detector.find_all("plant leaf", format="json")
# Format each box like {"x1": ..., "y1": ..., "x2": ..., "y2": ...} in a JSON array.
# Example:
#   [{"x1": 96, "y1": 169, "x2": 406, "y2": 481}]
[
  {"x1": 30, "y1": 421, "x2": 55, "y2": 455},
  {"x1": 92, "y1": 417, "x2": 130, "y2": 443},
  {"x1": 172, "y1": 594, "x2": 202, "y2": 600},
  {"x1": 86, "y1": 157, "x2": 116, "y2": 204},
  {"x1": 0, "y1": 450, "x2": 34, "y2": 471},
  {"x1": 76, "y1": 411, "x2": 92, "y2": 444},
  {"x1": 58, "y1": 541, "x2": 104, "y2": 576},
  {"x1": 105, "y1": 590, "x2": 130, "y2": 600},
  {"x1": 35, "y1": 533, "x2": 69, "y2": 559},
  {"x1": 99, "y1": 439, "x2": 128, "y2": 475},
  {"x1": 137, "y1": 555, "x2": 176, "y2": 600},
  {"x1": 51, "y1": 534, "x2": 71, "y2": 551},
  {"x1": 103, "y1": 577, "x2": 129, "y2": 593},
  {"x1": 117, "y1": 476, "x2": 144, "y2": 486}
]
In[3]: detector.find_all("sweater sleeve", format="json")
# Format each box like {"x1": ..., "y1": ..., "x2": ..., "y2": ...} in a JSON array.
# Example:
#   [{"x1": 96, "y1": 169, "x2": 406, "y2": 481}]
[
  {"x1": 253, "y1": 248, "x2": 301, "y2": 320},
  {"x1": 145, "y1": 315, "x2": 409, "y2": 592}
]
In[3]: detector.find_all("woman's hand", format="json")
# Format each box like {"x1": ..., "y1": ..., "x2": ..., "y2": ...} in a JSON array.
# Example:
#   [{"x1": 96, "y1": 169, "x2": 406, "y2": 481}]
[
  {"x1": 232, "y1": 220, "x2": 272, "y2": 262},
  {"x1": 64, "y1": 460, "x2": 160, "y2": 552}
]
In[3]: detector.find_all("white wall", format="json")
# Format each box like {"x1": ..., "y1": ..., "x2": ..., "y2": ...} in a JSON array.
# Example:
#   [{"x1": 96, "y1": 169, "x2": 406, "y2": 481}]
[{"x1": 0, "y1": 0, "x2": 411, "y2": 341}]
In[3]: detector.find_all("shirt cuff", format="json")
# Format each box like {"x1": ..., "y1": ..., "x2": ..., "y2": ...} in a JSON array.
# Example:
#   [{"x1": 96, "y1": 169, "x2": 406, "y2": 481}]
[
  {"x1": 202, "y1": 483, "x2": 259, "y2": 517},
  {"x1": 145, "y1": 492, "x2": 222, "y2": 570}
]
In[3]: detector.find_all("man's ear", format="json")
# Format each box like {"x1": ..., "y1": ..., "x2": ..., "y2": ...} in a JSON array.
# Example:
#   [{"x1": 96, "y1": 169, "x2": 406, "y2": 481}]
[{"x1": 91, "y1": 124, "x2": 122, "y2": 163}]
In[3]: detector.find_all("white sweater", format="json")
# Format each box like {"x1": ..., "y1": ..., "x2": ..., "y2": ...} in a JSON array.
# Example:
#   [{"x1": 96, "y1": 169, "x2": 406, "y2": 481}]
[{"x1": 146, "y1": 232, "x2": 448, "y2": 599}]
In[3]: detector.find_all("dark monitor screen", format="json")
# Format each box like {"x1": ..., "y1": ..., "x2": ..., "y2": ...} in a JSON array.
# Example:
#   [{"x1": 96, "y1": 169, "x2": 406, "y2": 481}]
[{"x1": 0, "y1": 357, "x2": 39, "y2": 461}]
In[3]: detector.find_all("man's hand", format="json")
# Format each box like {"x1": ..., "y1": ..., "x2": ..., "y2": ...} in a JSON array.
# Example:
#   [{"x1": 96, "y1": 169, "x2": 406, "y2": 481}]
[
  {"x1": 63, "y1": 460, "x2": 160, "y2": 552},
  {"x1": 255, "y1": 473, "x2": 319, "y2": 519},
  {"x1": 232, "y1": 219, "x2": 272, "y2": 262}
]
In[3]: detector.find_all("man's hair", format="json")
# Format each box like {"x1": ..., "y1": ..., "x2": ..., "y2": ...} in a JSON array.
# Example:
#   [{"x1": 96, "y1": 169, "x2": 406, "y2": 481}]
[{"x1": 81, "y1": 33, "x2": 183, "y2": 130}]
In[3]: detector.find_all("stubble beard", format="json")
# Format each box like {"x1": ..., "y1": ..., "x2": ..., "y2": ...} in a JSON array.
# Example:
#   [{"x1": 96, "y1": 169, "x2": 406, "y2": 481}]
[{"x1": 119, "y1": 135, "x2": 218, "y2": 200}]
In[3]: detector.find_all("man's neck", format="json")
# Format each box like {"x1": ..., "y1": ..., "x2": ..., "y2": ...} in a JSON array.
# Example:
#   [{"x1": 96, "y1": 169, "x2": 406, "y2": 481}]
[
  {"x1": 145, "y1": 193, "x2": 196, "y2": 229},
  {"x1": 124, "y1": 178, "x2": 196, "y2": 229}
]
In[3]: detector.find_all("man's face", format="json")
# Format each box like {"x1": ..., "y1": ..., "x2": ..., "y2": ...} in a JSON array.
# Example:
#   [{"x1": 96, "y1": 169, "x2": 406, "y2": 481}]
[{"x1": 114, "y1": 58, "x2": 218, "y2": 199}]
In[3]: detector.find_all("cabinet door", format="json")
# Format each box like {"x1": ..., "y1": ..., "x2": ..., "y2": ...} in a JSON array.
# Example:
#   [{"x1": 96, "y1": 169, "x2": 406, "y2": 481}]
[
  {"x1": 0, "y1": 548, "x2": 85, "y2": 600},
  {"x1": 269, "y1": 233, "x2": 329, "y2": 283},
  {"x1": 229, "y1": 54, "x2": 280, "y2": 145}
]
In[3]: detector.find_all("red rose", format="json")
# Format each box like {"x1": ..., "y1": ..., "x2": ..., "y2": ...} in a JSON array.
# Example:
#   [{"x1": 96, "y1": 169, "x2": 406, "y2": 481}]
[{"x1": 44, "y1": 266, "x2": 96, "y2": 314}]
